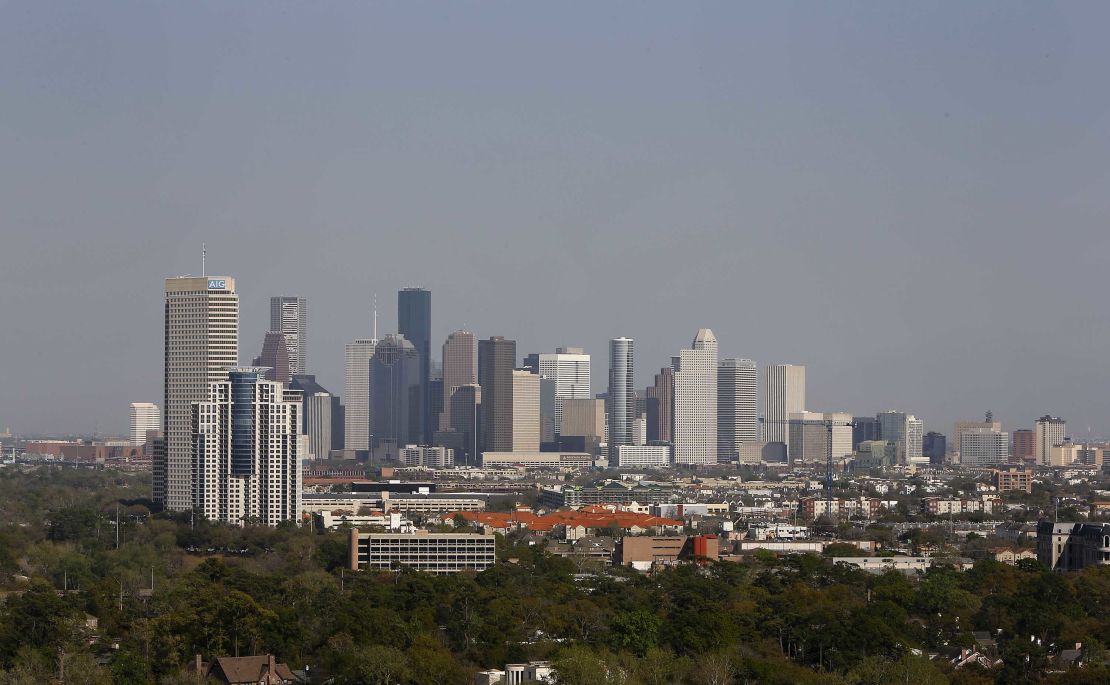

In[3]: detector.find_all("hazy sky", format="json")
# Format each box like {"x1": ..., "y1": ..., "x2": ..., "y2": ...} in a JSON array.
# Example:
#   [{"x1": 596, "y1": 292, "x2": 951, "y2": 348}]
[{"x1": 3, "y1": 2, "x2": 1110, "y2": 439}]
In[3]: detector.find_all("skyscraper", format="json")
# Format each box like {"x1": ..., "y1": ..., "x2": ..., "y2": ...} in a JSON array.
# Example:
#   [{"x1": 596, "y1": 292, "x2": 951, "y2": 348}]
[
  {"x1": 673, "y1": 329, "x2": 718, "y2": 466},
  {"x1": 1034, "y1": 415, "x2": 1067, "y2": 465},
  {"x1": 852, "y1": 417, "x2": 881, "y2": 449},
  {"x1": 370, "y1": 334, "x2": 420, "y2": 451},
  {"x1": 290, "y1": 375, "x2": 342, "y2": 460},
  {"x1": 270, "y1": 296, "x2": 307, "y2": 375},
  {"x1": 343, "y1": 338, "x2": 376, "y2": 455},
  {"x1": 252, "y1": 331, "x2": 291, "y2": 383},
  {"x1": 159, "y1": 276, "x2": 238, "y2": 512},
  {"x1": 877, "y1": 411, "x2": 924, "y2": 464},
  {"x1": 787, "y1": 411, "x2": 853, "y2": 464},
  {"x1": 478, "y1": 337, "x2": 516, "y2": 453},
  {"x1": 645, "y1": 367, "x2": 674, "y2": 444},
  {"x1": 512, "y1": 370, "x2": 540, "y2": 452},
  {"x1": 1013, "y1": 429, "x2": 1035, "y2": 462},
  {"x1": 607, "y1": 338, "x2": 635, "y2": 451},
  {"x1": 923, "y1": 432, "x2": 947, "y2": 464},
  {"x1": 129, "y1": 402, "x2": 161, "y2": 447},
  {"x1": 717, "y1": 358, "x2": 757, "y2": 462},
  {"x1": 192, "y1": 368, "x2": 301, "y2": 525},
  {"x1": 447, "y1": 384, "x2": 481, "y2": 465},
  {"x1": 398, "y1": 288, "x2": 432, "y2": 444},
  {"x1": 536, "y1": 347, "x2": 592, "y2": 436},
  {"x1": 763, "y1": 364, "x2": 806, "y2": 450},
  {"x1": 440, "y1": 330, "x2": 476, "y2": 431}
]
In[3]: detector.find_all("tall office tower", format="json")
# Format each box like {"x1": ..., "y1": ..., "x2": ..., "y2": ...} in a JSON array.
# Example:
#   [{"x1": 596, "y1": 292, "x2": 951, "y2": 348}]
[
  {"x1": 270, "y1": 296, "x2": 307, "y2": 375},
  {"x1": 539, "y1": 377, "x2": 557, "y2": 445},
  {"x1": 852, "y1": 416, "x2": 881, "y2": 449},
  {"x1": 398, "y1": 288, "x2": 432, "y2": 444},
  {"x1": 607, "y1": 338, "x2": 635, "y2": 451},
  {"x1": 252, "y1": 331, "x2": 291, "y2": 383},
  {"x1": 447, "y1": 384, "x2": 481, "y2": 465},
  {"x1": 1034, "y1": 415, "x2": 1067, "y2": 465},
  {"x1": 763, "y1": 364, "x2": 806, "y2": 450},
  {"x1": 159, "y1": 276, "x2": 239, "y2": 512},
  {"x1": 953, "y1": 417, "x2": 1002, "y2": 458},
  {"x1": 1013, "y1": 429, "x2": 1035, "y2": 462},
  {"x1": 560, "y1": 398, "x2": 606, "y2": 455},
  {"x1": 645, "y1": 367, "x2": 674, "y2": 444},
  {"x1": 512, "y1": 370, "x2": 541, "y2": 452},
  {"x1": 923, "y1": 432, "x2": 947, "y2": 464},
  {"x1": 440, "y1": 331, "x2": 477, "y2": 430},
  {"x1": 673, "y1": 329, "x2": 719, "y2": 466},
  {"x1": 960, "y1": 428, "x2": 1009, "y2": 467},
  {"x1": 290, "y1": 375, "x2": 342, "y2": 459},
  {"x1": 370, "y1": 334, "x2": 420, "y2": 450},
  {"x1": 717, "y1": 358, "x2": 757, "y2": 463},
  {"x1": 787, "y1": 411, "x2": 853, "y2": 464},
  {"x1": 129, "y1": 402, "x2": 161, "y2": 447},
  {"x1": 343, "y1": 339, "x2": 376, "y2": 455},
  {"x1": 536, "y1": 347, "x2": 592, "y2": 436},
  {"x1": 192, "y1": 368, "x2": 301, "y2": 526},
  {"x1": 478, "y1": 337, "x2": 516, "y2": 452},
  {"x1": 877, "y1": 411, "x2": 924, "y2": 464}
]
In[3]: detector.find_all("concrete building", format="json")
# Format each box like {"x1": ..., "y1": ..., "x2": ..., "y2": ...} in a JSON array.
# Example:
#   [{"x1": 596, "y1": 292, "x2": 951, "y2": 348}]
[
  {"x1": 787, "y1": 412, "x2": 853, "y2": 465},
  {"x1": 511, "y1": 370, "x2": 540, "y2": 452},
  {"x1": 370, "y1": 334, "x2": 420, "y2": 452},
  {"x1": 763, "y1": 364, "x2": 806, "y2": 450},
  {"x1": 959, "y1": 428, "x2": 1009, "y2": 467},
  {"x1": 399, "y1": 445, "x2": 454, "y2": 468},
  {"x1": 608, "y1": 338, "x2": 635, "y2": 452},
  {"x1": 440, "y1": 330, "x2": 476, "y2": 431},
  {"x1": 535, "y1": 347, "x2": 591, "y2": 437},
  {"x1": 251, "y1": 331, "x2": 290, "y2": 384},
  {"x1": 478, "y1": 337, "x2": 516, "y2": 453},
  {"x1": 445, "y1": 384, "x2": 480, "y2": 465},
  {"x1": 481, "y1": 452, "x2": 593, "y2": 469},
  {"x1": 1047, "y1": 442, "x2": 1081, "y2": 468},
  {"x1": 398, "y1": 288, "x2": 432, "y2": 444},
  {"x1": 877, "y1": 411, "x2": 924, "y2": 464},
  {"x1": 954, "y1": 418, "x2": 1002, "y2": 457},
  {"x1": 994, "y1": 467, "x2": 1033, "y2": 494},
  {"x1": 673, "y1": 329, "x2": 719, "y2": 466},
  {"x1": 560, "y1": 398, "x2": 606, "y2": 455},
  {"x1": 645, "y1": 367, "x2": 674, "y2": 444},
  {"x1": 343, "y1": 338, "x2": 376, "y2": 455},
  {"x1": 192, "y1": 368, "x2": 302, "y2": 526},
  {"x1": 613, "y1": 444, "x2": 672, "y2": 469},
  {"x1": 923, "y1": 432, "x2": 947, "y2": 464},
  {"x1": 717, "y1": 358, "x2": 757, "y2": 462},
  {"x1": 269, "y1": 296, "x2": 307, "y2": 375},
  {"x1": 129, "y1": 402, "x2": 161, "y2": 447},
  {"x1": 348, "y1": 530, "x2": 497, "y2": 574},
  {"x1": 1035, "y1": 415, "x2": 1067, "y2": 465},
  {"x1": 1012, "y1": 429, "x2": 1035, "y2": 462},
  {"x1": 159, "y1": 276, "x2": 239, "y2": 512},
  {"x1": 852, "y1": 416, "x2": 881, "y2": 449}
]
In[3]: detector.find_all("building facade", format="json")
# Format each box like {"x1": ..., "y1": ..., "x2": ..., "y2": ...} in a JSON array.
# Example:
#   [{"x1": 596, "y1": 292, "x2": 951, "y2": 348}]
[
  {"x1": 673, "y1": 329, "x2": 719, "y2": 465},
  {"x1": 349, "y1": 530, "x2": 497, "y2": 574},
  {"x1": 370, "y1": 334, "x2": 420, "y2": 451},
  {"x1": 478, "y1": 337, "x2": 516, "y2": 453},
  {"x1": 440, "y1": 330, "x2": 476, "y2": 431},
  {"x1": 717, "y1": 358, "x2": 757, "y2": 463},
  {"x1": 923, "y1": 432, "x2": 947, "y2": 464},
  {"x1": 159, "y1": 276, "x2": 239, "y2": 512},
  {"x1": 1012, "y1": 429, "x2": 1035, "y2": 462},
  {"x1": 959, "y1": 428, "x2": 1009, "y2": 467},
  {"x1": 877, "y1": 411, "x2": 924, "y2": 464},
  {"x1": 511, "y1": 370, "x2": 540, "y2": 452},
  {"x1": 608, "y1": 338, "x2": 635, "y2": 452},
  {"x1": 130, "y1": 402, "x2": 161, "y2": 447},
  {"x1": 787, "y1": 412, "x2": 853, "y2": 464},
  {"x1": 763, "y1": 364, "x2": 806, "y2": 450},
  {"x1": 614, "y1": 444, "x2": 672, "y2": 469},
  {"x1": 252, "y1": 331, "x2": 291, "y2": 384},
  {"x1": 398, "y1": 288, "x2": 432, "y2": 444},
  {"x1": 343, "y1": 338, "x2": 376, "y2": 455},
  {"x1": 269, "y1": 296, "x2": 307, "y2": 375},
  {"x1": 536, "y1": 347, "x2": 591, "y2": 437},
  {"x1": 1035, "y1": 416, "x2": 1067, "y2": 465},
  {"x1": 645, "y1": 367, "x2": 674, "y2": 445}
]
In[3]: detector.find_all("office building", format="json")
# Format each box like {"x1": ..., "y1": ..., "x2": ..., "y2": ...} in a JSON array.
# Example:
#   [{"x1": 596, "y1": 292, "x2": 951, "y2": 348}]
[
  {"x1": 251, "y1": 331, "x2": 291, "y2": 383},
  {"x1": 446, "y1": 384, "x2": 481, "y2": 465},
  {"x1": 907, "y1": 416, "x2": 924, "y2": 463},
  {"x1": 763, "y1": 364, "x2": 806, "y2": 450},
  {"x1": 717, "y1": 358, "x2": 757, "y2": 463},
  {"x1": 348, "y1": 530, "x2": 497, "y2": 574},
  {"x1": 397, "y1": 288, "x2": 432, "y2": 444},
  {"x1": 129, "y1": 402, "x2": 161, "y2": 447},
  {"x1": 478, "y1": 337, "x2": 516, "y2": 453},
  {"x1": 923, "y1": 432, "x2": 947, "y2": 464},
  {"x1": 787, "y1": 412, "x2": 853, "y2": 464},
  {"x1": 560, "y1": 398, "x2": 606, "y2": 455},
  {"x1": 192, "y1": 368, "x2": 301, "y2": 526},
  {"x1": 608, "y1": 338, "x2": 635, "y2": 451},
  {"x1": 959, "y1": 428, "x2": 1009, "y2": 467},
  {"x1": 512, "y1": 370, "x2": 540, "y2": 452},
  {"x1": 535, "y1": 347, "x2": 591, "y2": 436},
  {"x1": 159, "y1": 276, "x2": 239, "y2": 512},
  {"x1": 614, "y1": 444, "x2": 671, "y2": 469},
  {"x1": 877, "y1": 411, "x2": 924, "y2": 464},
  {"x1": 1013, "y1": 429, "x2": 1035, "y2": 462},
  {"x1": 1035, "y1": 415, "x2": 1067, "y2": 465},
  {"x1": 852, "y1": 417, "x2": 881, "y2": 449},
  {"x1": 673, "y1": 329, "x2": 719, "y2": 466},
  {"x1": 343, "y1": 338, "x2": 376, "y2": 455},
  {"x1": 645, "y1": 367, "x2": 674, "y2": 444},
  {"x1": 953, "y1": 417, "x2": 1002, "y2": 458},
  {"x1": 370, "y1": 334, "x2": 420, "y2": 451},
  {"x1": 399, "y1": 445, "x2": 454, "y2": 468},
  {"x1": 440, "y1": 330, "x2": 476, "y2": 431},
  {"x1": 269, "y1": 296, "x2": 307, "y2": 375},
  {"x1": 290, "y1": 375, "x2": 342, "y2": 460},
  {"x1": 539, "y1": 377, "x2": 556, "y2": 445}
]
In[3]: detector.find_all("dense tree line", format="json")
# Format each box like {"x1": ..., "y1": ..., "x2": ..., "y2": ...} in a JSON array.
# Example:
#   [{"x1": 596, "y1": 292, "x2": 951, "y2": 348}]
[{"x1": 0, "y1": 466, "x2": 1108, "y2": 684}]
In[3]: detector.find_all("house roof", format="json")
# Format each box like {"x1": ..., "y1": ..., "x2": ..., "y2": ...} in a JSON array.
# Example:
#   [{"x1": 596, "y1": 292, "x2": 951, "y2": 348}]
[{"x1": 209, "y1": 656, "x2": 295, "y2": 684}]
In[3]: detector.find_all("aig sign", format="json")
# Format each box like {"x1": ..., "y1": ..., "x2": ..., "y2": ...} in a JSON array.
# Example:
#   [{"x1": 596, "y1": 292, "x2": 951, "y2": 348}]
[{"x1": 207, "y1": 279, "x2": 226, "y2": 290}]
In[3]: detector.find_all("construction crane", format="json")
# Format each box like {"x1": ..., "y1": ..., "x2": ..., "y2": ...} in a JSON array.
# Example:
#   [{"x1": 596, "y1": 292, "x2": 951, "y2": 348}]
[{"x1": 759, "y1": 416, "x2": 856, "y2": 517}]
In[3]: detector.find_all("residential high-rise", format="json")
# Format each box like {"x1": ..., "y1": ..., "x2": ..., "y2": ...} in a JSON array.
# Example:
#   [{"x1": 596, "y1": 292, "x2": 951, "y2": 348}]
[
  {"x1": 1013, "y1": 429, "x2": 1035, "y2": 462},
  {"x1": 478, "y1": 337, "x2": 516, "y2": 453},
  {"x1": 343, "y1": 338, "x2": 376, "y2": 455},
  {"x1": 370, "y1": 334, "x2": 420, "y2": 451},
  {"x1": 130, "y1": 402, "x2": 161, "y2": 447},
  {"x1": 645, "y1": 367, "x2": 674, "y2": 444},
  {"x1": 787, "y1": 412, "x2": 853, "y2": 464},
  {"x1": 1034, "y1": 415, "x2": 1067, "y2": 465},
  {"x1": 159, "y1": 276, "x2": 239, "y2": 512},
  {"x1": 608, "y1": 338, "x2": 635, "y2": 452},
  {"x1": 763, "y1": 364, "x2": 806, "y2": 450},
  {"x1": 192, "y1": 368, "x2": 301, "y2": 525},
  {"x1": 398, "y1": 288, "x2": 432, "y2": 444},
  {"x1": 960, "y1": 428, "x2": 1009, "y2": 467},
  {"x1": 270, "y1": 296, "x2": 307, "y2": 375},
  {"x1": 536, "y1": 347, "x2": 591, "y2": 436},
  {"x1": 252, "y1": 331, "x2": 291, "y2": 383},
  {"x1": 717, "y1": 358, "x2": 757, "y2": 463},
  {"x1": 512, "y1": 370, "x2": 541, "y2": 452},
  {"x1": 673, "y1": 329, "x2": 718, "y2": 466},
  {"x1": 440, "y1": 331, "x2": 476, "y2": 431}
]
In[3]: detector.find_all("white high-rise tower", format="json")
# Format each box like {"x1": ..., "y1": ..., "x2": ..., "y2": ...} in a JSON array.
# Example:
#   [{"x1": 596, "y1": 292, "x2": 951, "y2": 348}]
[
  {"x1": 129, "y1": 402, "x2": 161, "y2": 447},
  {"x1": 159, "y1": 276, "x2": 239, "y2": 512},
  {"x1": 763, "y1": 364, "x2": 806, "y2": 450},
  {"x1": 717, "y1": 359, "x2": 757, "y2": 462},
  {"x1": 673, "y1": 329, "x2": 718, "y2": 466}
]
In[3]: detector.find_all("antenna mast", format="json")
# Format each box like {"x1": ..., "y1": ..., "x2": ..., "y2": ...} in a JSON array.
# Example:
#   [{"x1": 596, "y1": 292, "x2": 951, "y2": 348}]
[
  {"x1": 372, "y1": 293, "x2": 378, "y2": 342},
  {"x1": 202, "y1": 243, "x2": 207, "y2": 277}
]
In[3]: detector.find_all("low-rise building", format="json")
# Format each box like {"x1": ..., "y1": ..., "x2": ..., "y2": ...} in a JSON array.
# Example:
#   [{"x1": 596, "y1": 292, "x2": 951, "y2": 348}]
[
  {"x1": 1037, "y1": 521, "x2": 1110, "y2": 572},
  {"x1": 993, "y1": 467, "x2": 1033, "y2": 494},
  {"x1": 619, "y1": 535, "x2": 719, "y2": 571},
  {"x1": 348, "y1": 530, "x2": 497, "y2": 574},
  {"x1": 481, "y1": 451, "x2": 593, "y2": 469},
  {"x1": 539, "y1": 481, "x2": 674, "y2": 508},
  {"x1": 613, "y1": 444, "x2": 671, "y2": 469}
]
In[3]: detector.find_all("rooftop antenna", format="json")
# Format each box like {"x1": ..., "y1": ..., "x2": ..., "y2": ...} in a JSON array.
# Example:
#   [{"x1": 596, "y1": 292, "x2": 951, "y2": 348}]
[
  {"x1": 372, "y1": 293, "x2": 378, "y2": 342},
  {"x1": 202, "y1": 243, "x2": 207, "y2": 277}
]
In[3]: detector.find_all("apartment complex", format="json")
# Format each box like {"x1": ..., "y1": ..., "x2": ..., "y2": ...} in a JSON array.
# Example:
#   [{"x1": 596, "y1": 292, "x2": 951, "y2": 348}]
[{"x1": 348, "y1": 530, "x2": 497, "y2": 574}]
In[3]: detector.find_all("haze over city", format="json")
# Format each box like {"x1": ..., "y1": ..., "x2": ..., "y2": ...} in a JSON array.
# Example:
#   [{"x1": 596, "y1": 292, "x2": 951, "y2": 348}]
[{"x1": 3, "y1": 2, "x2": 1110, "y2": 437}]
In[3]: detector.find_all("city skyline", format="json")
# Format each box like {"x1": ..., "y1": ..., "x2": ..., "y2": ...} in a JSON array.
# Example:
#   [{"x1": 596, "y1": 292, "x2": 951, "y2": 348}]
[{"x1": 4, "y1": 3, "x2": 1110, "y2": 438}]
